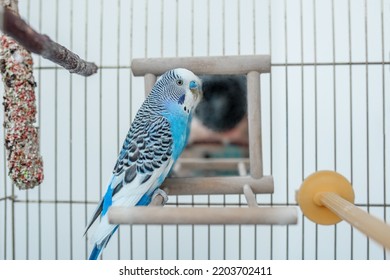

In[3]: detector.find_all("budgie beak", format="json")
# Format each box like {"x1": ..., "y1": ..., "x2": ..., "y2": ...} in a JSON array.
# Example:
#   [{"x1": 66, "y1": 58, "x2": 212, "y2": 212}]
[
  {"x1": 189, "y1": 80, "x2": 201, "y2": 103},
  {"x1": 189, "y1": 80, "x2": 198, "y2": 92}
]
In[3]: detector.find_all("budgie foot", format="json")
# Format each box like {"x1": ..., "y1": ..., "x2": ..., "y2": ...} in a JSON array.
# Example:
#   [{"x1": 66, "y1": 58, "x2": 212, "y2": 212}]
[{"x1": 151, "y1": 188, "x2": 169, "y2": 206}]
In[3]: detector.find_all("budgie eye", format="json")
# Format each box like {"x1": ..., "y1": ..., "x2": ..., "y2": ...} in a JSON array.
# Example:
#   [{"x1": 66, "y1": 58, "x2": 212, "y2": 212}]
[{"x1": 176, "y1": 79, "x2": 183, "y2": 86}]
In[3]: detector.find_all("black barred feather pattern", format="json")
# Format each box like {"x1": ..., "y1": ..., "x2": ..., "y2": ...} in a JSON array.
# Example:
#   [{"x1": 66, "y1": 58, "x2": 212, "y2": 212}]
[
  {"x1": 113, "y1": 115, "x2": 173, "y2": 184},
  {"x1": 112, "y1": 69, "x2": 185, "y2": 183},
  {"x1": 147, "y1": 70, "x2": 184, "y2": 111}
]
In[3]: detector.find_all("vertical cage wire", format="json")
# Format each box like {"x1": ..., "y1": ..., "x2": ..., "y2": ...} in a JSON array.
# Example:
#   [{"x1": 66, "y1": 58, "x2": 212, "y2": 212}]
[{"x1": 0, "y1": 0, "x2": 389, "y2": 260}]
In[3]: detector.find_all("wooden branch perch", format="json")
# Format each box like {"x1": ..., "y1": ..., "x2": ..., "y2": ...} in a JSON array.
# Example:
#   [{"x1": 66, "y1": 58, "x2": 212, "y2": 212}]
[{"x1": 0, "y1": 5, "x2": 97, "y2": 76}]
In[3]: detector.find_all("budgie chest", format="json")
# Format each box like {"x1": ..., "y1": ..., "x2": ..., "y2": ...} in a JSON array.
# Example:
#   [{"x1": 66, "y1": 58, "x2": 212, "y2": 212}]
[{"x1": 166, "y1": 112, "x2": 190, "y2": 161}]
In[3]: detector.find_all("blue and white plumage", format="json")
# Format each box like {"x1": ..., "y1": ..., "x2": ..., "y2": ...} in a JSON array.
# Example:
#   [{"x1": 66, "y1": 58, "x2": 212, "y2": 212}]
[{"x1": 85, "y1": 68, "x2": 202, "y2": 260}]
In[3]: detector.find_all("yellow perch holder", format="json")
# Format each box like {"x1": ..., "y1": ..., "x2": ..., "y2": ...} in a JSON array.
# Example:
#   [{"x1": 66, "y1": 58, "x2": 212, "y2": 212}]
[{"x1": 297, "y1": 170, "x2": 390, "y2": 250}]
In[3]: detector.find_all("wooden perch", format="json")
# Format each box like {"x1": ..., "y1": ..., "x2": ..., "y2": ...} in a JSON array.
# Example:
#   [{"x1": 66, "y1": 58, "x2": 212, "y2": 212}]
[
  {"x1": 131, "y1": 55, "x2": 271, "y2": 77},
  {"x1": 0, "y1": 5, "x2": 97, "y2": 76},
  {"x1": 319, "y1": 192, "x2": 390, "y2": 249},
  {"x1": 243, "y1": 185, "x2": 259, "y2": 208},
  {"x1": 108, "y1": 206, "x2": 298, "y2": 225}
]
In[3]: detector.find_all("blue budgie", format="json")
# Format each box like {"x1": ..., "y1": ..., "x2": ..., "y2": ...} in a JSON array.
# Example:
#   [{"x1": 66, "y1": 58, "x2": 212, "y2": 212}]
[{"x1": 85, "y1": 68, "x2": 202, "y2": 260}]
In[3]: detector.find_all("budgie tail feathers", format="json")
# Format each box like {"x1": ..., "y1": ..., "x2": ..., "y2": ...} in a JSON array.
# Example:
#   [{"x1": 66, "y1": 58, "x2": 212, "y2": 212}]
[{"x1": 88, "y1": 225, "x2": 118, "y2": 260}]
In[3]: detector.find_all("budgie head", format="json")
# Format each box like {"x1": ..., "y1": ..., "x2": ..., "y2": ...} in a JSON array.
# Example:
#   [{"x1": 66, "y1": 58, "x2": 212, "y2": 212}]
[{"x1": 149, "y1": 68, "x2": 202, "y2": 117}]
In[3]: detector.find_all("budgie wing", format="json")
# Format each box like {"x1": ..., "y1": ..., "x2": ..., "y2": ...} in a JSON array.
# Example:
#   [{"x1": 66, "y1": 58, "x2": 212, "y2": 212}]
[{"x1": 85, "y1": 115, "x2": 173, "y2": 234}]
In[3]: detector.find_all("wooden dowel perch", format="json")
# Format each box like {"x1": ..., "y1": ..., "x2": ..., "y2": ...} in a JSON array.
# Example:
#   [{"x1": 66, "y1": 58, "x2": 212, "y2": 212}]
[
  {"x1": 144, "y1": 73, "x2": 157, "y2": 97},
  {"x1": 131, "y1": 55, "x2": 271, "y2": 77},
  {"x1": 297, "y1": 170, "x2": 390, "y2": 250},
  {"x1": 108, "y1": 206, "x2": 297, "y2": 225},
  {"x1": 247, "y1": 71, "x2": 263, "y2": 179},
  {"x1": 319, "y1": 192, "x2": 390, "y2": 249},
  {"x1": 0, "y1": 5, "x2": 97, "y2": 76},
  {"x1": 243, "y1": 185, "x2": 258, "y2": 208},
  {"x1": 237, "y1": 162, "x2": 259, "y2": 207}
]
